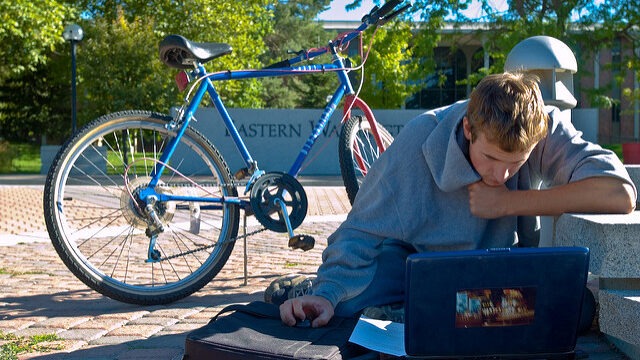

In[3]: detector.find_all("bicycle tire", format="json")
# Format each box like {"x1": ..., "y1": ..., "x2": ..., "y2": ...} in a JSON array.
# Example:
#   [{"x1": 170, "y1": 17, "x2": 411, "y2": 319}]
[
  {"x1": 338, "y1": 115, "x2": 394, "y2": 204},
  {"x1": 44, "y1": 110, "x2": 240, "y2": 305}
]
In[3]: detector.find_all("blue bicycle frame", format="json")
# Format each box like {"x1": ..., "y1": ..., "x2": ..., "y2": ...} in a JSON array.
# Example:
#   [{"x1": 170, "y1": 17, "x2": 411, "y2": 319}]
[{"x1": 140, "y1": 23, "x2": 370, "y2": 208}]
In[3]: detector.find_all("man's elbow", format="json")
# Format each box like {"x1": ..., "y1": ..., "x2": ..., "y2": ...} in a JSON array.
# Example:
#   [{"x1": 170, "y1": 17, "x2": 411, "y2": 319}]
[{"x1": 613, "y1": 183, "x2": 637, "y2": 214}]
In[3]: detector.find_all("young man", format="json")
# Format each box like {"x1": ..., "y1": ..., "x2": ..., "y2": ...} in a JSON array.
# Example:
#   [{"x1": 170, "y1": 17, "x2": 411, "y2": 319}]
[{"x1": 279, "y1": 72, "x2": 637, "y2": 328}]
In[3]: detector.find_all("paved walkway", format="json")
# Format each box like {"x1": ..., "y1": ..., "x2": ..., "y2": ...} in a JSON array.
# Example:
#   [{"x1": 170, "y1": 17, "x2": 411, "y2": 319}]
[{"x1": 0, "y1": 175, "x2": 630, "y2": 359}]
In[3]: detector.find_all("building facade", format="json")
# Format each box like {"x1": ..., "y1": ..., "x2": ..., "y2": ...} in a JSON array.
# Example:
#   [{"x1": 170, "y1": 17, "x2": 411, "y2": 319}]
[{"x1": 324, "y1": 20, "x2": 639, "y2": 146}]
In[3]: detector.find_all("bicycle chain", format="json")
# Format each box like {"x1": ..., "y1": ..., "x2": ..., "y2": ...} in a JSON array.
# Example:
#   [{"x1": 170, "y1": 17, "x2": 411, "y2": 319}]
[
  {"x1": 121, "y1": 158, "x2": 285, "y2": 262},
  {"x1": 159, "y1": 226, "x2": 268, "y2": 262},
  {"x1": 122, "y1": 177, "x2": 255, "y2": 262},
  {"x1": 153, "y1": 180, "x2": 259, "y2": 262}
]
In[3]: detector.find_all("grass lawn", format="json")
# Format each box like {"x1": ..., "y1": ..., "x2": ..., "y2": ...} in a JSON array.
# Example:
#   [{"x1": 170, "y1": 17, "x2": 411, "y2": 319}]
[
  {"x1": 0, "y1": 143, "x2": 41, "y2": 174},
  {"x1": 0, "y1": 141, "x2": 629, "y2": 175},
  {"x1": 0, "y1": 331, "x2": 64, "y2": 359},
  {"x1": 0, "y1": 141, "x2": 153, "y2": 175}
]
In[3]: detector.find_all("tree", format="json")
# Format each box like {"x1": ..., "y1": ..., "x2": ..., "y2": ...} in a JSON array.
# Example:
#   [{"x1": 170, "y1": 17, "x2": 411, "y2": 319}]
[
  {"x1": 0, "y1": 0, "x2": 273, "y2": 142},
  {"x1": 398, "y1": 0, "x2": 640, "y2": 112},
  {"x1": 259, "y1": 0, "x2": 336, "y2": 109},
  {"x1": 157, "y1": 0, "x2": 273, "y2": 108},
  {"x1": 77, "y1": 0, "x2": 273, "y2": 109},
  {"x1": 74, "y1": 0, "x2": 274, "y2": 134},
  {"x1": 570, "y1": 1, "x2": 640, "y2": 111},
  {"x1": 0, "y1": 58, "x2": 70, "y2": 143},
  {"x1": 77, "y1": 13, "x2": 172, "y2": 125},
  {"x1": 0, "y1": 0, "x2": 78, "y2": 142},
  {"x1": 357, "y1": 21, "x2": 418, "y2": 108},
  {"x1": 343, "y1": 0, "x2": 454, "y2": 107},
  {"x1": 0, "y1": 0, "x2": 75, "y2": 82}
]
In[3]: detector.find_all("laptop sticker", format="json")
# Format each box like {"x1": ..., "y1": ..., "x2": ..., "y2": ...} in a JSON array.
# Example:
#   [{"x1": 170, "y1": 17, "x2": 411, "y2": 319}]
[{"x1": 455, "y1": 287, "x2": 536, "y2": 328}]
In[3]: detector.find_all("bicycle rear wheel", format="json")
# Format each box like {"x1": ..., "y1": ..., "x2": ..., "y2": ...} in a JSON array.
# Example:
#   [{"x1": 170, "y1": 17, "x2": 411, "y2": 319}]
[
  {"x1": 339, "y1": 115, "x2": 393, "y2": 204},
  {"x1": 44, "y1": 110, "x2": 240, "y2": 305}
]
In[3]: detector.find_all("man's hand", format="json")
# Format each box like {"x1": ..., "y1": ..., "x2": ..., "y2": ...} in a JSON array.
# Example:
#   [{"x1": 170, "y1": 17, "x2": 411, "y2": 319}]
[
  {"x1": 279, "y1": 295, "x2": 334, "y2": 328},
  {"x1": 468, "y1": 181, "x2": 509, "y2": 218}
]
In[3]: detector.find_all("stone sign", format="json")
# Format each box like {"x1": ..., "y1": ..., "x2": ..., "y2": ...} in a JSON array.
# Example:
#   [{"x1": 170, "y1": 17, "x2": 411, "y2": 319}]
[{"x1": 187, "y1": 108, "x2": 425, "y2": 176}]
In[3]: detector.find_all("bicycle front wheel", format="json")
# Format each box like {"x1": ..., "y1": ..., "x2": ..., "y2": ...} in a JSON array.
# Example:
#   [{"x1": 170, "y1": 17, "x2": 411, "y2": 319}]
[
  {"x1": 339, "y1": 115, "x2": 394, "y2": 204},
  {"x1": 44, "y1": 110, "x2": 240, "y2": 305}
]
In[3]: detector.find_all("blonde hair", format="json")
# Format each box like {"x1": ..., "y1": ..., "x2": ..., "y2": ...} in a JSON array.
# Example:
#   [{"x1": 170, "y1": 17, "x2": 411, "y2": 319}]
[{"x1": 466, "y1": 72, "x2": 548, "y2": 152}]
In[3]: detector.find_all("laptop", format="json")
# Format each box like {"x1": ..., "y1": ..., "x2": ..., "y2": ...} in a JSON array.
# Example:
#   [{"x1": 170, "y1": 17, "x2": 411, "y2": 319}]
[{"x1": 404, "y1": 246, "x2": 590, "y2": 359}]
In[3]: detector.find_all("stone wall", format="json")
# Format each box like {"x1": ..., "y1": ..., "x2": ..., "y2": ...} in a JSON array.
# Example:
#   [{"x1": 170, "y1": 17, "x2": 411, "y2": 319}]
[{"x1": 553, "y1": 165, "x2": 640, "y2": 360}]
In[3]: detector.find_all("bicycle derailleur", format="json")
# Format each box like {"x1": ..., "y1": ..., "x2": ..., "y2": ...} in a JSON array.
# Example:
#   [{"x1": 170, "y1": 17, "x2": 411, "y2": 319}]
[
  {"x1": 249, "y1": 172, "x2": 315, "y2": 251},
  {"x1": 121, "y1": 176, "x2": 176, "y2": 262}
]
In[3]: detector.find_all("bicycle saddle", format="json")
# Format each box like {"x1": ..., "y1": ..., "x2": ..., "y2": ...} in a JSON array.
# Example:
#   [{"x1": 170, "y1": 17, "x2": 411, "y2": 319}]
[{"x1": 159, "y1": 34, "x2": 232, "y2": 69}]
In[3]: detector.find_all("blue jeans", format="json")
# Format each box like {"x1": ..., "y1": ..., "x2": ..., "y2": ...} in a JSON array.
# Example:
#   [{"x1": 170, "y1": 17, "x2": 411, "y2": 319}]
[{"x1": 334, "y1": 239, "x2": 415, "y2": 317}]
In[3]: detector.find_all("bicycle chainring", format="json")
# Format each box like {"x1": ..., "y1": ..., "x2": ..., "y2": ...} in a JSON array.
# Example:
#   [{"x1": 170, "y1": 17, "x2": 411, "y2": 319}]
[{"x1": 249, "y1": 172, "x2": 307, "y2": 233}]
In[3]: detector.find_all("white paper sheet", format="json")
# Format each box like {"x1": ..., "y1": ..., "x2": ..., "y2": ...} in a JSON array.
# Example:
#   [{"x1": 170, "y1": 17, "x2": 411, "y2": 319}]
[{"x1": 348, "y1": 315, "x2": 407, "y2": 357}]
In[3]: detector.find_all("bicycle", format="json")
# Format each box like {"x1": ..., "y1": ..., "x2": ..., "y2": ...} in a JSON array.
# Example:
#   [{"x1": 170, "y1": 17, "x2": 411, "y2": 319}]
[{"x1": 43, "y1": 0, "x2": 409, "y2": 305}]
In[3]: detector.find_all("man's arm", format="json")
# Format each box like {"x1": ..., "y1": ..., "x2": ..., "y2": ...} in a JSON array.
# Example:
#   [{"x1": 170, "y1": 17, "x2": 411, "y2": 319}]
[{"x1": 468, "y1": 177, "x2": 636, "y2": 219}]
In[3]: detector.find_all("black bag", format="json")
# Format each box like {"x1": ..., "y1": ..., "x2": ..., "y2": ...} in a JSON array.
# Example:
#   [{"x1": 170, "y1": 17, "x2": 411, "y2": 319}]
[{"x1": 182, "y1": 301, "x2": 375, "y2": 360}]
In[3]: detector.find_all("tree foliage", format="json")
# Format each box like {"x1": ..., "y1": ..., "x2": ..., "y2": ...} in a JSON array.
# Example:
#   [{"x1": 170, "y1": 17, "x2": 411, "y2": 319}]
[
  {"x1": 570, "y1": 1, "x2": 640, "y2": 109},
  {"x1": 2, "y1": 0, "x2": 639, "y2": 143},
  {"x1": 77, "y1": 13, "x2": 171, "y2": 125},
  {"x1": 357, "y1": 21, "x2": 417, "y2": 108},
  {"x1": 259, "y1": 0, "x2": 335, "y2": 109},
  {"x1": 0, "y1": 0, "x2": 75, "y2": 82},
  {"x1": 404, "y1": 0, "x2": 640, "y2": 109},
  {"x1": 76, "y1": 0, "x2": 275, "y2": 118},
  {"x1": 0, "y1": 58, "x2": 70, "y2": 142},
  {"x1": 0, "y1": 0, "x2": 78, "y2": 142},
  {"x1": 1, "y1": 0, "x2": 273, "y2": 142}
]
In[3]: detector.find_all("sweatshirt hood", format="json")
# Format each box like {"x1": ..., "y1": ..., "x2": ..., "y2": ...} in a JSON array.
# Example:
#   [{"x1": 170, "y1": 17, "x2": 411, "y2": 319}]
[{"x1": 422, "y1": 100, "x2": 481, "y2": 192}]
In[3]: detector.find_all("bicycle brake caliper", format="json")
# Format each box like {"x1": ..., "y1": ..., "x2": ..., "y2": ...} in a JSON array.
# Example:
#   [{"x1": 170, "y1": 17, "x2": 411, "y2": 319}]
[{"x1": 166, "y1": 104, "x2": 187, "y2": 131}]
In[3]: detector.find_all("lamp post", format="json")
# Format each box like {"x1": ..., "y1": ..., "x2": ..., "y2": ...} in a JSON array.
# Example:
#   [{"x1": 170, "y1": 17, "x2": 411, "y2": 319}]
[{"x1": 62, "y1": 24, "x2": 84, "y2": 135}]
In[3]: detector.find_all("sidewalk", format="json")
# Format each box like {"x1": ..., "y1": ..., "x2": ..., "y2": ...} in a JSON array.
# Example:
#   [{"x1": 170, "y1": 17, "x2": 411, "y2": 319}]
[{"x1": 0, "y1": 175, "x2": 629, "y2": 359}]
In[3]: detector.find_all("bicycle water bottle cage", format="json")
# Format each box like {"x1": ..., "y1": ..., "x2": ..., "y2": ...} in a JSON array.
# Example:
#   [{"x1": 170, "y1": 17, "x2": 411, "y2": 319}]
[{"x1": 159, "y1": 34, "x2": 233, "y2": 69}]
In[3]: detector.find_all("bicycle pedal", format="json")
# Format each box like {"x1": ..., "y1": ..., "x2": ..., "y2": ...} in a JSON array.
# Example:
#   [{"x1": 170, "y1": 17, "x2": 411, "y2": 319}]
[{"x1": 288, "y1": 234, "x2": 315, "y2": 251}]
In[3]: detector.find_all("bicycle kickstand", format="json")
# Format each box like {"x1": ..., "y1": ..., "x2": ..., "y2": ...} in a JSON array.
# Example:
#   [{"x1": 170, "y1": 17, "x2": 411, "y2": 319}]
[{"x1": 273, "y1": 198, "x2": 315, "y2": 251}]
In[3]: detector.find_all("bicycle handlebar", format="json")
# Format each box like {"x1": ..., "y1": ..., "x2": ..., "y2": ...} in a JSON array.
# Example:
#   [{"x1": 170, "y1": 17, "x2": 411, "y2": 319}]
[
  {"x1": 362, "y1": 0, "x2": 402, "y2": 25},
  {"x1": 379, "y1": 4, "x2": 411, "y2": 25},
  {"x1": 265, "y1": 0, "x2": 409, "y2": 68}
]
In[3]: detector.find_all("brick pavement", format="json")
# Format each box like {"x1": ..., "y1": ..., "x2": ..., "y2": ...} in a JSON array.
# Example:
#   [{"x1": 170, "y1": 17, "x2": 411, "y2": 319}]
[{"x1": 0, "y1": 176, "x2": 630, "y2": 359}]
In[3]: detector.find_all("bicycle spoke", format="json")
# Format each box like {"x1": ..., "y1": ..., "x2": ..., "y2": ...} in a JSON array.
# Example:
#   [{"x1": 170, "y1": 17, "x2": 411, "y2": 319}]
[
  {"x1": 107, "y1": 230, "x2": 134, "y2": 278},
  {"x1": 83, "y1": 223, "x2": 134, "y2": 261},
  {"x1": 157, "y1": 243, "x2": 183, "y2": 282},
  {"x1": 122, "y1": 227, "x2": 135, "y2": 284},
  {"x1": 165, "y1": 222, "x2": 213, "y2": 255},
  {"x1": 340, "y1": 116, "x2": 394, "y2": 204},
  {"x1": 44, "y1": 112, "x2": 239, "y2": 304},
  {"x1": 168, "y1": 230, "x2": 198, "y2": 273}
]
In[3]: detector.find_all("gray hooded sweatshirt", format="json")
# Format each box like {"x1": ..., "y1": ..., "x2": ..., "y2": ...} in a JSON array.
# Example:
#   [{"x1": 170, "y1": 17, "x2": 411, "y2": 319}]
[{"x1": 313, "y1": 100, "x2": 636, "y2": 308}]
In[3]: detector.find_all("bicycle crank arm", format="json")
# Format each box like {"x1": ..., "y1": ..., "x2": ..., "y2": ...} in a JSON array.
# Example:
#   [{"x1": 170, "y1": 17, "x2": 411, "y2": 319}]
[
  {"x1": 274, "y1": 198, "x2": 315, "y2": 251},
  {"x1": 274, "y1": 198, "x2": 295, "y2": 238}
]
